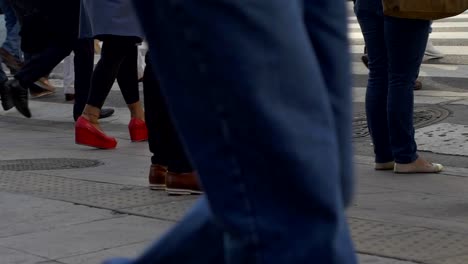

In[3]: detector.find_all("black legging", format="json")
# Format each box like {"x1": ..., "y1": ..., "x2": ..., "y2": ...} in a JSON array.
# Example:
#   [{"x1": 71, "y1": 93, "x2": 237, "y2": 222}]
[
  {"x1": 143, "y1": 52, "x2": 193, "y2": 173},
  {"x1": 87, "y1": 35, "x2": 140, "y2": 109}
]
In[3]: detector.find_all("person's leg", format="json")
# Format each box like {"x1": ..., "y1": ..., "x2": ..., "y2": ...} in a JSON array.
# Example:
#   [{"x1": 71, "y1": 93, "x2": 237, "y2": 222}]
[
  {"x1": 72, "y1": 38, "x2": 94, "y2": 121},
  {"x1": 103, "y1": 197, "x2": 224, "y2": 264},
  {"x1": 63, "y1": 52, "x2": 75, "y2": 97},
  {"x1": 143, "y1": 52, "x2": 197, "y2": 193},
  {"x1": 385, "y1": 16, "x2": 429, "y2": 164},
  {"x1": 355, "y1": 7, "x2": 393, "y2": 166},
  {"x1": 385, "y1": 17, "x2": 443, "y2": 173},
  {"x1": 4, "y1": 43, "x2": 73, "y2": 117},
  {"x1": 0, "y1": 0, "x2": 22, "y2": 60},
  {"x1": 76, "y1": 36, "x2": 132, "y2": 149},
  {"x1": 115, "y1": 43, "x2": 144, "y2": 121},
  {"x1": 144, "y1": 53, "x2": 192, "y2": 172},
  {"x1": 126, "y1": 0, "x2": 356, "y2": 263},
  {"x1": 82, "y1": 36, "x2": 129, "y2": 123},
  {"x1": 14, "y1": 44, "x2": 72, "y2": 86},
  {"x1": 0, "y1": 64, "x2": 12, "y2": 110},
  {"x1": 303, "y1": 0, "x2": 355, "y2": 206},
  {"x1": 143, "y1": 53, "x2": 170, "y2": 189},
  {"x1": 115, "y1": 41, "x2": 148, "y2": 142}
]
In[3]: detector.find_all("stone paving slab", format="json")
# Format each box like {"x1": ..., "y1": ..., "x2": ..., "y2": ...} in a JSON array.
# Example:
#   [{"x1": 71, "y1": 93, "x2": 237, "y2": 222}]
[
  {"x1": 0, "y1": 246, "x2": 48, "y2": 264},
  {"x1": 0, "y1": 192, "x2": 118, "y2": 239},
  {"x1": 349, "y1": 218, "x2": 427, "y2": 241},
  {"x1": 0, "y1": 216, "x2": 171, "y2": 260},
  {"x1": 356, "y1": 229, "x2": 468, "y2": 262},
  {"x1": 66, "y1": 188, "x2": 194, "y2": 210},
  {"x1": 353, "y1": 191, "x2": 468, "y2": 223},
  {"x1": 57, "y1": 242, "x2": 149, "y2": 264},
  {"x1": 121, "y1": 199, "x2": 197, "y2": 221},
  {"x1": 359, "y1": 254, "x2": 418, "y2": 264},
  {"x1": 429, "y1": 254, "x2": 468, "y2": 264},
  {"x1": 416, "y1": 123, "x2": 468, "y2": 156}
]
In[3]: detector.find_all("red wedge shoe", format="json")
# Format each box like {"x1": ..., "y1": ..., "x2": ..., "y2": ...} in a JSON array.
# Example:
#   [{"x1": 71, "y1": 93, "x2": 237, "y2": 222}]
[
  {"x1": 128, "y1": 118, "x2": 148, "y2": 142},
  {"x1": 75, "y1": 116, "x2": 117, "y2": 149}
]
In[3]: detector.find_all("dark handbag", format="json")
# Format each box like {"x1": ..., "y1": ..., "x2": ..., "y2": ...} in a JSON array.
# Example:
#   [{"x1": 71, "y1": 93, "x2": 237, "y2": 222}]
[{"x1": 382, "y1": 0, "x2": 468, "y2": 20}]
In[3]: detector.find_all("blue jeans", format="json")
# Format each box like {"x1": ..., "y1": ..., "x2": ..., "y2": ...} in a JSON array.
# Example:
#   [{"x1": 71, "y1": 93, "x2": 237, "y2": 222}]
[
  {"x1": 355, "y1": 6, "x2": 430, "y2": 164},
  {"x1": 0, "y1": 0, "x2": 21, "y2": 59},
  {"x1": 105, "y1": 0, "x2": 356, "y2": 263}
]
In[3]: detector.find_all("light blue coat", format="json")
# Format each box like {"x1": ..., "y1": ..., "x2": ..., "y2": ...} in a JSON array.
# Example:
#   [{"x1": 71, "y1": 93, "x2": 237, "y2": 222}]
[{"x1": 79, "y1": 0, "x2": 143, "y2": 39}]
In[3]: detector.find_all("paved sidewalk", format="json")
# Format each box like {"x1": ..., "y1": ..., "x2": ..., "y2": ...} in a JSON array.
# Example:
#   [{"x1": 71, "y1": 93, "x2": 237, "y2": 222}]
[{"x1": 1, "y1": 116, "x2": 468, "y2": 264}]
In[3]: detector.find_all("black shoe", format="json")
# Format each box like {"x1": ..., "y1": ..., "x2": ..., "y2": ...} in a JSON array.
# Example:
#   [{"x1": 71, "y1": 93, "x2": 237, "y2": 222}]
[
  {"x1": 0, "y1": 80, "x2": 14, "y2": 111},
  {"x1": 5, "y1": 79, "x2": 31, "y2": 118},
  {"x1": 99, "y1": 108, "x2": 115, "y2": 119}
]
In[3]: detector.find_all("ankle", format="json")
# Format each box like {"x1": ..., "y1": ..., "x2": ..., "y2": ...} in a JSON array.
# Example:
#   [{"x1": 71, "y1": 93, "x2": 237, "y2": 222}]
[
  {"x1": 82, "y1": 112, "x2": 100, "y2": 125},
  {"x1": 128, "y1": 102, "x2": 145, "y2": 120}
]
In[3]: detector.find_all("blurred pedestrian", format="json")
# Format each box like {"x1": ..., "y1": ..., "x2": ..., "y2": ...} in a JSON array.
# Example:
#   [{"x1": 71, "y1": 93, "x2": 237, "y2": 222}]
[
  {"x1": 63, "y1": 52, "x2": 75, "y2": 101},
  {"x1": 0, "y1": 0, "x2": 22, "y2": 73},
  {"x1": 143, "y1": 52, "x2": 201, "y2": 195},
  {"x1": 105, "y1": 0, "x2": 357, "y2": 263},
  {"x1": 75, "y1": 0, "x2": 147, "y2": 149},
  {"x1": 0, "y1": 0, "x2": 114, "y2": 120}
]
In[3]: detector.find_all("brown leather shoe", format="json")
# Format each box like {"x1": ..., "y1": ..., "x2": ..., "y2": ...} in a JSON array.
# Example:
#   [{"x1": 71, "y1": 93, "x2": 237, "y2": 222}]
[
  {"x1": 0, "y1": 47, "x2": 23, "y2": 73},
  {"x1": 149, "y1": 164, "x2": 167, "y2": 190},
  {"x1": 166, "y1": 171, "x2": 202, "y2": 195},
  {"x1": 414, "y1": 80, "x2": 422, "y2": 90}
]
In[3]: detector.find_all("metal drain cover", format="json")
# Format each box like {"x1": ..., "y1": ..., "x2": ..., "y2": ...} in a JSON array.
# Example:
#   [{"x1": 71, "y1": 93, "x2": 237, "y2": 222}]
[
  {"x1": 0, "y1": 158, "x2": 102, "y2": 171},
  {"x1": 353, "y1": 106, "x2": 450, "y2": 138}
]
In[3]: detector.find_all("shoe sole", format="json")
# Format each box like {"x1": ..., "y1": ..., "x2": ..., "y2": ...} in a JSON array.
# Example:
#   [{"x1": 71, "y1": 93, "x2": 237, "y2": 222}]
[
  {"x1": 165, "y1": 188, "x2": 203, "y2": 196},
  {"x1": 149, "y1": 184, "x2": 165, "y2": 191},
  {"x1": 394, "y1": 164, "x2": 443, "y2": 174},
  {"x1": 75, "y1": 142, "x2": 117, "y2": 150},
  {"x1": 75, "y1": 129, "x2": 117, "y2": 149},
  {"x1": 31, "y1": 91, "x2": 54, "y2": 98}
]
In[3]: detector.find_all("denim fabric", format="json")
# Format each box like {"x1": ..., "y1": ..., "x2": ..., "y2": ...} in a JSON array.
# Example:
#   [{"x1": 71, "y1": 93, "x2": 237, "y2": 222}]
[
  {"x1": 355, "y1": 2, "x2": 430, "y2": 163},
  {"x1": 0, "y1": 0, "x2": 21, "y2": 59},
  {"x1": 105, "y1": 0, "x2": 357, "y2": 263}
]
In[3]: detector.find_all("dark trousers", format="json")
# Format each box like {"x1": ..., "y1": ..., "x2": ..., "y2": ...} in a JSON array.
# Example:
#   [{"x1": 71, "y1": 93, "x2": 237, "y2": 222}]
[
  {"x1": 143, "y1": 53, "x2": 193, "y2": 173},
  {"x1": 14, "y1": 38, "x2": 94, "y2": 121},
  {"x1": 87, "y1": 36, "x2": 139, "y2": 109}
]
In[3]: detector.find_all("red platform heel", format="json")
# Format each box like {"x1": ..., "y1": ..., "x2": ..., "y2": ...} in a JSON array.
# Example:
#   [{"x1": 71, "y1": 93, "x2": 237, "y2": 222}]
[
  {"x1": 128, "y1": 118, "x2": 148, "y2": 142},
  {"x1": 75, "y1": 116, "x2": 117, "y2": 149}
]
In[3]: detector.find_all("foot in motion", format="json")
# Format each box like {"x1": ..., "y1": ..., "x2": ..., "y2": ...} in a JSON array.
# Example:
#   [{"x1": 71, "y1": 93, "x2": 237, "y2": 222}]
[
  {"x1": 30, "y1": 78, "x2": 56, "y2": 98},
  {"x1": 128, "y1": 118, "x2": 148, "y2": 142},
  {"x1": 0, "y1": 80, "x2": 14, "y2": 111},
  {"x1": 4, "y1": 79, "x2": 31, "y2": 118},
  {"x1": 75, "y1": 116, "x2": 117, "y2": 149},
  {"x1": 0, "y1": 47, "x2": 23, "y2": 73}
]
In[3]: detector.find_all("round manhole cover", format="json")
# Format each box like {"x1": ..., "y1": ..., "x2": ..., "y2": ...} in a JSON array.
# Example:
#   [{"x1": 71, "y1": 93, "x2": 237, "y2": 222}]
[
  {"x1": 353, "y1": 106, "x2": 450, "y2": 138},
  {"x1": 0, "y1": 158, "x2": 102, "y2": 171}
]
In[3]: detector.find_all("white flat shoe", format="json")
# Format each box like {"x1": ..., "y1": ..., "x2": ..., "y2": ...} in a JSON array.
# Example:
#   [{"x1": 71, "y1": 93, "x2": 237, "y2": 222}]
[{"x1": 394, "y1": 162, "x2": 443, "y2": 174}]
